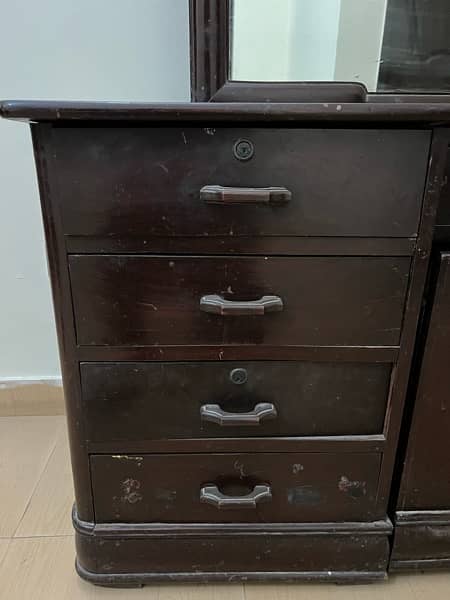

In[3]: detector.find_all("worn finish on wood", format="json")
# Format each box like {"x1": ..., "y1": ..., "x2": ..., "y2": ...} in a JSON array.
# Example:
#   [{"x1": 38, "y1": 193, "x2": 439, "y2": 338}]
[
  {"x1": 5, "y1": 419, "x2": 450, "y2": 594},
  {"x1": 82, "y1": 515, "x2": 393, "y2": 537},
  {"x1": 436, "y1": 149, "x2": 450, "y2": 227},
  {"x1": 90, "y1": 452, "x2": 382, "y2": 523},
  {"x1": 391, "y1": 251, "x2": 450, "y2": 569},
  {"x1": 75, "y1": 531, "x2": 389, "y2": 584},
  {"x1": 70, "y1": 255, "x2": 410, "y2": 347},
  {"x1": 4, "y1": 98, "x2": 449, "y2": 583},
  {"x1": 65, "y1": 235, "x2": 417, "y2": 256},
  {"x1": 391, "y1": 510, "x2": 450, "y2": 571},
  {"x1": 3, "y1": 99, "x2": 450, "y2": 122},
  {"x1": 73, "y1": 508, "x2": 392, "y2": 582},
  {"x1": 52, "y1": 127, "x2": 428, "y2": 238},
  {"x1": 31, "y1": 125, "x2": 94, "y2": 522},
  {"x1": 435, "y1": 142, "x2": 450, "y2": 242},
  {"x1": 189, "y1": 0, "x2": 229, "y2": 102},
  {"x1": 211, "y1": 81, "x2": 369, "y2": 103},
  {"x1": 81, "y1": 361, "x2": 391, "y2": 441},
  {"x1": 375, "y1": 130, "x2": 448, "y2": 512},
  {"x1": 398, "y1": 253, "x2": 450, "y2": 510},
  {"x1": 75, "y1": 536, "x2": 389, "y2": 584},
  {"x1": 87, "y1": 436, "x2": 386, "y2": 457},
  {"x1": 76, "y1": 344, "x2": 399, "y2": 364}
]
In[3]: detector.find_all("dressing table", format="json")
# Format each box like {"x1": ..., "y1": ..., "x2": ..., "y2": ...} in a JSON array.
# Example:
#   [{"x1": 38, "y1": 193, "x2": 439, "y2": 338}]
[{"x1": 2, "y1": 95, "x2": 450, "y2": 584}]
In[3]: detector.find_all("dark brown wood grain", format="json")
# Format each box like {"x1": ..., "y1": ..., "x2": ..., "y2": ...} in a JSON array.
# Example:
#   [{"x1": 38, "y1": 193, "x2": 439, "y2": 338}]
[
  {"x1": 73, "y1": 510, "x2": 392, "y2": 586},
  {"x1": 86, "y1": 517, "x2": 392, "y2": 537},
  {"x1": 75, "y1": 534, "x2": 390, "y2": 584},
  {"x1": 389, "y1": 138, "x2": 450, "y2": 571},
  {"x1": 87, "y1": 436, "x2": 385, "y2": 457},
  {"x1": 211, "y1": 81, "x2": 369, "y2": 103},
  {"x1": 3, "y1": 99, "x2": 450, "y2": 122},
  {"x1": 397, "y1": 253, "x2": 450, "y2": 509},
  {"x1": 189, "y1": 0, "x2": 229, "y2": 101},
  {"x1": 90, "y1": 452, "x2": 382, "y2": 523},
  {"x1": 436, "y1": 144, "x2": 450, "y2": 227},
  {"x1": 51, "y1": 127, "x2": 429, "y2": 239},
  {"x1": 69, "y1": 255, "x2": 411, "y2": 347},
  {"x1": 65, "y1": 235, "x2": 416, "y2": 256},
  {"x1": 80, "y1": 361, "x2": 392, "y2": 441},
  {"x1": 75, "y1": 521, "x2": 390, "y2": 583},
  {"x1": 5, "y1": 100, "x2": 448, "y2": 584},
  {"x1": 31, "y1": 125, "x2": 94, "y2": 522},
  {"x1": 391, "y1": 510, "x2": 450, "y2": 571},
  {"x1": 375, "y1": 130, "x2": 448, "y2": 510},
  {"x1": 76, "y1": 344, "x2": 399, "y2": 363}
]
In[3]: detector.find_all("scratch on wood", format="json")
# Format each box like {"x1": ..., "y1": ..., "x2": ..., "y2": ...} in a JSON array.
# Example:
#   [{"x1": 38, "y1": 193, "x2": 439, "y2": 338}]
[
  {"x1": 233, "y1": 459, "x2": 246, "y2": 478},
  {"x1": 112, "y1": 455, "x2": 143, "y2": 461},
  {"x1": 136, "y1": 301, "x2": 158, "y2": 311}
]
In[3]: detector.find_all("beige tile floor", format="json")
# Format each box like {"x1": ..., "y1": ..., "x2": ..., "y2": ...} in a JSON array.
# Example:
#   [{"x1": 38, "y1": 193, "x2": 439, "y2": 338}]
[{"x1": 0, "y1": 415, "x2": 449, "y2": 599}]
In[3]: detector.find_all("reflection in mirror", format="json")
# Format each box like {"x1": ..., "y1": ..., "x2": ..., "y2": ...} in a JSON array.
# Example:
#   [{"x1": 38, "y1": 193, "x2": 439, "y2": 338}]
[{"x1": 230, "y1": 0, "x2": 450, "y2": 93}]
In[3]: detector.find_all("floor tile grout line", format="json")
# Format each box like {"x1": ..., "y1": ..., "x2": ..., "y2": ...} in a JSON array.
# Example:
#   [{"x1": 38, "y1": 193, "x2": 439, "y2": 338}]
[
  {"x1": 11, "y1": 420, "x2": 63, "y2": 538},
  {"x1": 406, "y1": 576, "x2": 422, "y2": 600},
  {"x1": 0, "y1": 538, "x2": 11, "y2": 569}
]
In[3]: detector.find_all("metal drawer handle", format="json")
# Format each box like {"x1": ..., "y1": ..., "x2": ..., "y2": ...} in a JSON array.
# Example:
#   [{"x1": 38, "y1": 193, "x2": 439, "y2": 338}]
[
  {"x1": 200, "y1": 402, "x2": 277, "y2": 426},
  {"x1": 200, "y1": 185, "x2": 291, "y2": 205},
  {"x1": 200, "y1": 294, "x2": 283, "y2": 316},
  {"x1": 200, "y1": 484, "x2": 272, "y2": 509}
]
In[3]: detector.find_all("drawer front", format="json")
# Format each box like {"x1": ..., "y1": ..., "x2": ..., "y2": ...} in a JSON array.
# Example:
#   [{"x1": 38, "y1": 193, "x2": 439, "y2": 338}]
[
  {"x1": 81, "y1": 361, "x2": 392, "y2": 441},
  {"x1": 91, "y1": 452, "x2": 382, "y2": 523},
  {"x1": 70, "y1": 255, "x2": 410, "y2": 347},
  {"x1": 53, "y1": 127, "x2": 429, "y2": 238}
]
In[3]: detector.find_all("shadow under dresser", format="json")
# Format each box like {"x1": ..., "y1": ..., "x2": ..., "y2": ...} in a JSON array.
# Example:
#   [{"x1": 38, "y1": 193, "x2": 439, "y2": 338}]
[{"x1": 1, "y1": 99, "x2": 450, "y2": 586}]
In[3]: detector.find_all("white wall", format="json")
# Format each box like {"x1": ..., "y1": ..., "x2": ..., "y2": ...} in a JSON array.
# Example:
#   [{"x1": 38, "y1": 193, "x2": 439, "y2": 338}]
[{"x1": 0, "y1": 0, "x2": 190, "y2": 379}]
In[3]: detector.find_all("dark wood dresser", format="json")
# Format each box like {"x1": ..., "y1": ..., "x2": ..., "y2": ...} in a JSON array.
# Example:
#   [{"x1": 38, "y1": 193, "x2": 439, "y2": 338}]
[
  {"x1": 390, "y1": 133, "x2": 450, "y2": 571},
  {"x1": 1, "y1": 99, "x2": 450, "y2": 585}
]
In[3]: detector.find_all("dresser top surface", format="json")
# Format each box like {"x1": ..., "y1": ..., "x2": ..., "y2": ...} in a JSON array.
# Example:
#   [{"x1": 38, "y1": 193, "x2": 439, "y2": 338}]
[{"x1": 2, "y1": 99, "x2": 450, "y2": 124}]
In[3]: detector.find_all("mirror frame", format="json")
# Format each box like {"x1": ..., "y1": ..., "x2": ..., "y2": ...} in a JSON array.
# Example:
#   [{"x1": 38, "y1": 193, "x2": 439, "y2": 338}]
[
  {"x1": 189, "y1": 0, "x2": 230, "y2": 101},
  {"x1": 189, "y1": 0, "x2": 450, "y2": 103},
  {"x1": 188, "y1": 0, "x2": 367, "y2": 103}
]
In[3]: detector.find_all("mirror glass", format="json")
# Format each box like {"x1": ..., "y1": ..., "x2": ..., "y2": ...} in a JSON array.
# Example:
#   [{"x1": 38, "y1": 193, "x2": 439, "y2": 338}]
[{"x1": 230, "y1": 0, "x2": 450, "y2": 93}]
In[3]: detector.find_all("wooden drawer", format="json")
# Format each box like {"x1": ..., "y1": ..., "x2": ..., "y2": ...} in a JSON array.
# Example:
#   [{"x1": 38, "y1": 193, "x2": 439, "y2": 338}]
[
  {"x1": 91, "y1": 452, "x2": 382, "y2": 523},
  {"x1": 69, "y1": 255, "x2": 410, "y2": 347},
  {"x1": 52, "y1": 127, "x2": 429, "y2": 238},
  {"x1": 81, "y1": 361, "x2": 392, "y2": 441}
]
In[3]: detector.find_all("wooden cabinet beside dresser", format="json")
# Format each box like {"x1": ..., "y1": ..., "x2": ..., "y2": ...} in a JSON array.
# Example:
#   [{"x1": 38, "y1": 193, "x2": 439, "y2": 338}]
[
  {"x1": 390, "y1": 136, "x2": 450, "y2": 571},
  {"x1": 2, "y1": 99, "x2": 450, "y2": 585}
]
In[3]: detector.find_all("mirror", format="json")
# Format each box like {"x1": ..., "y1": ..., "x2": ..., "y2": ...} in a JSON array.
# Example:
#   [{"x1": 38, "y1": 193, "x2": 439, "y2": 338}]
[{"x1": 230, "y1": 0, "x2": 450, "y2": 93}]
